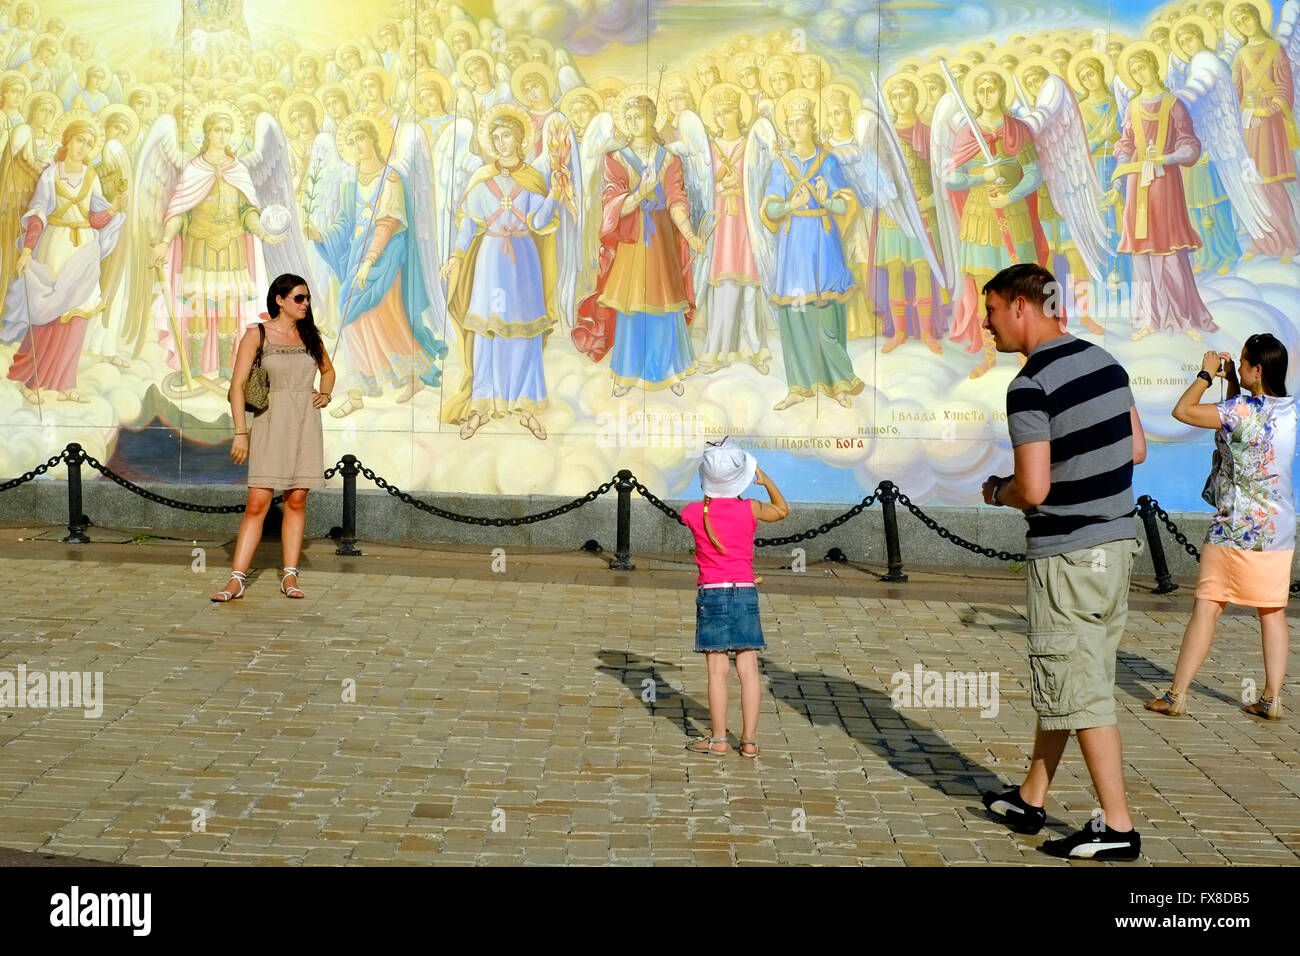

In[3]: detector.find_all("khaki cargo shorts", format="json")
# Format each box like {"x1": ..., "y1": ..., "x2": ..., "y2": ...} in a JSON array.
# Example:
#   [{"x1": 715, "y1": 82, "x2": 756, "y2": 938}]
[{"x1": 1025, "y1": 538, "x2": 1136, "y2": 731}]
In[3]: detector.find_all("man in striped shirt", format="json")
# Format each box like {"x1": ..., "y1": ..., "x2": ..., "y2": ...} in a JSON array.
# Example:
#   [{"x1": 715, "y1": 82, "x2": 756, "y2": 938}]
[{"x1": 977, "y1": 264, "x2": 1148, "y2": 861}]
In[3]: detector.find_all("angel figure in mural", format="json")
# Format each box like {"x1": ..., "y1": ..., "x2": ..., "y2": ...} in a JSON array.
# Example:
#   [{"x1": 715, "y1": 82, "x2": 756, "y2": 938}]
[
  {"x1": 59, "y1": 59, "x2": 114, "y2": 112},
  {"x1": 1065, "y1": 49, "x2": 1133, "y2": 287},
  {"x1": 127, "y1": 101, "x2": 310, "y2": 389},
  {"x1": 572, "y1": 86, "x2": 707, "y2": 397},
  {"x1": 1010, "y1": 61, "x2": 1113, "y2": 335},
  {"x1": 439, "y1": 103, "x2": 565, "y2": 440},
  {"x1": 0, "y1": 88, "x2": 60, "y2": 305},
  {"x1": 931, "y1": 61, "x2": 1051, "y2": 377},
  {"x1": 454, "y1": 49, "x2": 510, "y2": 121},
  {"x1": 868, "y1": 72, "x2": 949, "y2": 354},
  {"x1": 0, "y1": 71, "x2": 32, "y2": 158},
  {"x1": 1112, "y1": 41, "x2": 1218, "y2": 340},
  {"x1": 693, "y1": 82, "x2": 771, "y2": 374},
  {"x1": 0, "y1": 114, "x2": 124, "y2": 405},
  {"x1": 1228, "y1": 0, "x2": 1300, "y2": 259},
  {"x1": 1163, "y1": 13, "x2": 1276, "y2": 274},
  {"x1": 747, "y1": 91, "x2": 863, "y2": 409},
  {"x1": 305, "y1": 112, "x2": 447, "y2": 418},
  {"x1": 83, "y1": 103, "x2": 137, "y2": 369}
]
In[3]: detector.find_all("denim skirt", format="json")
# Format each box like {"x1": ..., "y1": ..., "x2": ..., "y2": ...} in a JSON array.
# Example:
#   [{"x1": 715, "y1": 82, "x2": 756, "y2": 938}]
[{"x1": 695, "y1": 587, "x2": 766, "y2": 652}]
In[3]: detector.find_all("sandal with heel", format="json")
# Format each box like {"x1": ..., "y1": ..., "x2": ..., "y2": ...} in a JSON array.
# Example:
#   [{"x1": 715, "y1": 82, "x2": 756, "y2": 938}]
[
  {"x1": 739, "y1": 738, "x2": 759, "y2": 758},
  {"x1": 280, "y1": 567, "x2": 305, "y2": 599},
  {"x1": 211, "y1": 570, "x2": 247, "y2": 603}
]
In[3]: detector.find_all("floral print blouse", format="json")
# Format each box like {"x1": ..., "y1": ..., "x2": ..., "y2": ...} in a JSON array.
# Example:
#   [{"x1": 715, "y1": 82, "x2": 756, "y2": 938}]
[{"x1": 1208, "y1": 394, "x2": 1297, "y2": 551}]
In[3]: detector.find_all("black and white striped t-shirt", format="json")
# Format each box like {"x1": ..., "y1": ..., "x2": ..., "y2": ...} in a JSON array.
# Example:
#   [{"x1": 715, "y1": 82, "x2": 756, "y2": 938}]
[{"x1": 1006, "y1": 334, "x2": 1136, "y2": 559}]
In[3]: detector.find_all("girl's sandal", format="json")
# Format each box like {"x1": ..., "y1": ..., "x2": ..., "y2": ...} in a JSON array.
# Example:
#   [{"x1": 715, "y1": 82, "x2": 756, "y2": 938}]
[
  {"x1": 1243, "y1": 695, "x2": 1283, "y2": 720},
  {"x1": 1144, "y1": 689, "x2": 1186, "y2": 716},
  {"x1": 685, "y1": 736, "x2": 728, "y2": 755},
  {"x1": 739, "y1": 739, "x2": 759, "y2": 758},
  {"x1": 211, "y1": 570, "x2": 247, "y2": 603},
  {"x1": 280, "y1": 567, "x2": 305, "y2": 599}
]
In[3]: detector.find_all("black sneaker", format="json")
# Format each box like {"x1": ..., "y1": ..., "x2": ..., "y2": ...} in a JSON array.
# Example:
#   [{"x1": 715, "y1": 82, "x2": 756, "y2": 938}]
[
  {"x1": 1041, "y1": 823, "x2": 1141, "y2": 861},
  {"x1": 982, "y1": 785, "x2": 1046, "y2": 834}
]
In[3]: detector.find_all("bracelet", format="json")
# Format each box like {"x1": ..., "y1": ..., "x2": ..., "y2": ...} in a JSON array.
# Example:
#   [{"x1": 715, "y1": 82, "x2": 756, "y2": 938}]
[
  {"x1": 234, "y1": 432, "x2": 248, "y2": 436},
  {"x1": 1196, "y1": 370, "x2": 1213, "y2": 385},
  {"x1": 992, "y1": 478, "x2": 1010, "y2": 506}
]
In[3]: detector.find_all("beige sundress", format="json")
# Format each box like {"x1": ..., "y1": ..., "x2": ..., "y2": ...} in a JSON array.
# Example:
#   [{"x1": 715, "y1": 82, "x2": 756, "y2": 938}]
[{"x1": 246, "y1": 341, "x2": 325, "y2": 490}]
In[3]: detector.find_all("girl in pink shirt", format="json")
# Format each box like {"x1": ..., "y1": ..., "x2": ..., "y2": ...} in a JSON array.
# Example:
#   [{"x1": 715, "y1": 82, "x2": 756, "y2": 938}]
[{"x1": 681, "y1": 442, "x2": 789, "y2": 757}]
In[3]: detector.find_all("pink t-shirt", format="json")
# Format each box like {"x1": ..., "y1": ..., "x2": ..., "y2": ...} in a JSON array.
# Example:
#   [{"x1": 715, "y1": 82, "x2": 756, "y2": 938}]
[{"x1": 682, "y1": 497, "x2": 757, "y2": 586}]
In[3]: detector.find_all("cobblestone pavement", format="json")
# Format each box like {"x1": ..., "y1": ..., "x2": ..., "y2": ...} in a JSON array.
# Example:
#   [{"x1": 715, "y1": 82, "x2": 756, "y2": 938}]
[{"x1": 0, "y1": 528, "x2": 1297, "y2": 866}]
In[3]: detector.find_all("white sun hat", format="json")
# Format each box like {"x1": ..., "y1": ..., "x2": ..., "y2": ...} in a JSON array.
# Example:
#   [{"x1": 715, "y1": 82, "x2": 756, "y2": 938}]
[{"x1": 699, "y1": 441, "x2": 757, "y2": 498}]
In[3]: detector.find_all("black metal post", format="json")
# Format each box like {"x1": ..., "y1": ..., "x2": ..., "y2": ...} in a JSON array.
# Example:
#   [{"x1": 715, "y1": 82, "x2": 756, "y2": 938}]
[
  {"x1": 1138, "y1": 496, "x2": 1177, "y2": 594},
  {"x1": 62, "y1": 443, "x2": 89, "y2": 543},
  {"x1": 879, "y1": 481, "x2": 907, "y2": 583},
  {"x1": 336, "y1": 454, "x2": 362, "y2": 556},
  {"x1": 612, "y1": 469, "x2": 635, "y2": 571}
]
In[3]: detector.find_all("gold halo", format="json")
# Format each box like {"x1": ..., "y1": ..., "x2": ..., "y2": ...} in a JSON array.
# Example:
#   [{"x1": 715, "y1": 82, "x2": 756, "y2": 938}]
[
  {"x1": 294, "y1": 51, "x2": 323, "y2": 79},
  {"x1": 164, "y1": 91, "x2": 196, "y2": 122},
  {"x1": 336, "y1": 109, "x2": 395, "y2": 165},
  {"x1": 775, "y1": 88, "x2": 825, "y2": 135},
  {"x1": 29, "y1": 32, "x2": 59, "y2": 58},
  {"x1": 820, "y1": 82, "x2": 861, "y2": 127},
  {"x1": 1171, "y1": 13, "x2": 1219, "y2": 58},
  {"x1": 957, "y1": 42, "x2": 988, "y2": 62},
  {"x1": 280, "y1": 91, "x2": 324, "y2": 134},
  {"x1": 1143, "y1": 19, "x2": 1175, "y2": 43},
  {"x1": 456, "y1": 48, "x2": 494, "y2": 88},
  {"x1": 412, "y1": 70, "x2": 452, "y2": 115},
  {"x1": 511, "y1": 61, "x2": 557, "y2": 108},
  {"x1": 795, "y1": 53, "x2": 833, "y2": 90},
  {"x1": 890, "y1": 55, "x2": 926, "y2": 76},
  {"x1": 100, "y1": 103, "x2": 140, "y2": 147},
  {"x1": 1116, "y1": 40, "x2": 1170, "y2": 91},
  {"x1": 316, "y1": 81, "x2": 353, "y2": 113},
  {"x1": 236, "y1": 91, "x2": 271, "y2": 118},
  {"x1": 963, "y1": 61, "x2": 1016, "y2": 112},
  {"x1": 990, "y1": 45, "x2": 1021, "y2": 70},
  {"x1": 354, "y1": 66, "x2": 393, "y2": 104},
  {"x1": 0, "y1": 69, "x2": 32, "y2": 101},
  {"x1": 1014, "y1": 54, "x2": 1058, "y2": 95},
  {"x1": 476, "y1": 101, "x2": 532, "y2": 158},
  {"x1": 400, "y1": 37, "x2": 434, "y2": 74},
  {"x1": 592, "y1": 76, "x2": 624, "y2": 97},
  {"x1": 883, "y1": 70, "x2": 929, "y2": 118},
  {"x1": 444, "y1": 19, "x2": 481, "y2": 52},
  {"x1": 1067, "y1": 47, "x2": 1114, "y2": 93},
  {"x1": 1043, "y1": 39, "x2": 1077, "y2": 69},
  {"x1": 559, "y1": 85, "x2": 601, "y2": 121},
  {"x1": 691, "y1": 52, "x2": 722, "y2": 82},
  {"x1": 22, "y1": 89, "x2": 62, "y2": 121},
  {"x1": 76, "y1": 58, "x2": 109, "y2": 92},
  {"x1": 611, "y1": 83, "x2": 667, "y2": 139},
  {"x1": 501, "y1": 39, "x2": 530, "y2": 65},
  {"x1": 657, "y1": 71, "x2": 703, "y2": 129},
  {"x1": 188, "y1": 98, "x2": 245, "y2": 151},
  {"x1": 333, "y1": 41, "x2": 363, "y2": 67},
  {"x1": 528, "y1": 37, "x2": 555, "y2": 64},
  {"x1": 700, "y1": 81, "x2": 755, "y2": 133},
  {"x1": 727, "y1": 52, "x2": 761, "y2": 85},
  {"x1": 52, "y1": 108, "x2": 104, "y2": 160}
]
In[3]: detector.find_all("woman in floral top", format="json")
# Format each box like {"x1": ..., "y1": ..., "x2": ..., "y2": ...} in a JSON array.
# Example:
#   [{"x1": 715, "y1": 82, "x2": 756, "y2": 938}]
[{"x1": 1147, "y1": 335, "x2": 1294, "y2": 720}]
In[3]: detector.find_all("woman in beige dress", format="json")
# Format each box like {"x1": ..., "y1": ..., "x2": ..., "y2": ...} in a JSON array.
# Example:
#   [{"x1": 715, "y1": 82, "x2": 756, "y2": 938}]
[{"x1": 212, "y1": 273, "x2": 335, "y2": 602}]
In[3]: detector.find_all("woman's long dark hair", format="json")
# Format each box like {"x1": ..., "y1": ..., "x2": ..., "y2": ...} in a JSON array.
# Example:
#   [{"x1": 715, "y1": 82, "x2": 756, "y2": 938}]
[
  {"x1": 266, "y1": 273, "x2": 324, "y2": 368},
  {"x1": 1243, "y1": 333, "x2": 1289, "y2": 397}
]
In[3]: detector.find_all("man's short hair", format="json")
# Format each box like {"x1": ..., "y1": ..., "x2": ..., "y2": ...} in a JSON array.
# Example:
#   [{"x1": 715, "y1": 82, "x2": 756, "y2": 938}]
[{"x1": 982, "y1": 264, "x2": 1062, "y2": 317}]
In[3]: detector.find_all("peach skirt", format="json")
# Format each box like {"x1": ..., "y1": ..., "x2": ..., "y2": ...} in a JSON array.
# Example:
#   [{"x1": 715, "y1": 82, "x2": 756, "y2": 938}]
[{"x1": 1194, "y1": 543, "x2": 1294, "y2": 608}]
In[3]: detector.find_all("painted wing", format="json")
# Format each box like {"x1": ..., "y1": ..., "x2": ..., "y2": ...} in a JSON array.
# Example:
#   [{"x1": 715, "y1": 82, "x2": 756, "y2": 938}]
[
  {"x1": 742, "y1": 116, "x2": 779, "y2": 295},
  {"x1": 928, "y1": 91, "x2": 964, "y2": 310},
  {"x1": 1112, "y1": 76, "x2": 1134, "y2": 135},
  {"x1": 530, "y1": 112, "x2": 584, "y2": 327},
  {"x1": 306, "y1": 130, "x2": 347, "y2": 230},
  {"x1": 556, "y1": 50, "x2": 585, "y2": 93},
  {"x1": 1018, "y1": 74, "x2": 1110, "y2": 282},
  {"x1": 123, "y1": 113, "x2": 182, "y2": 356},
  {"x1": 390, "y1": 119, "x2": 450, "y2": 340},
  {"x1": 1281, "y1": 0, "x2": 1300, "y2": 102},
  {"x1": 96, "y1": 138, "x2": 132, "y2": 303},
  {"x1": 242, "y1": 113, "x2": 313, "y2": 282},
  {"x1": 853, "y1": 98, "x2": 943, "y2": 284},
  {"x1": 431, "y1": 116, "x2": 482, "y2": 299},
  {"x1": 434, "y1": 39, "x2": 456, "y2": 77},
  {"x1": 1172, "y1": 54, "x2": 1275, "y2": 241},
  {"x1": 578, "y1": 112, "x2": 617, "y2": 297},
  {"x1": 668, "y1": 110, "x2": 715, "y2": 293}
]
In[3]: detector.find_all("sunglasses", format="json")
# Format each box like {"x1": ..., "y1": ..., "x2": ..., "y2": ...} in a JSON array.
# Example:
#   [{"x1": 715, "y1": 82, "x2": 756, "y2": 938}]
[{"x1": 290, "y1": 293, "x2": 310, "y2": 304}]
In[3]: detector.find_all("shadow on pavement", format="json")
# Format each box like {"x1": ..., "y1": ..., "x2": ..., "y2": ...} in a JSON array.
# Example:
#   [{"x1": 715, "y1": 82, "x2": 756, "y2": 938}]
[
  {"x1": 596, "y1": 650, "x2": 711, "y2": 738},
  {"x1": 1116, "y1": 649, "x2": 1242, "y2": 708}
]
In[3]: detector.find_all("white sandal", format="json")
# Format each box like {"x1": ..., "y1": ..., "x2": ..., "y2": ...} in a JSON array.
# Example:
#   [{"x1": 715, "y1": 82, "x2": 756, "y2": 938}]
[
  {"x1": 280, "y1": 567, "x2": 305, "y2": 598},
  {"x1": 211, "y1": 570, "x2": 247, "y2": 602}
]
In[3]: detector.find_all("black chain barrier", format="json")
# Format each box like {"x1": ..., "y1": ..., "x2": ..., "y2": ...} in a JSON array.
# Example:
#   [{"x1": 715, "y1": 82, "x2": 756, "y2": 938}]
[{"x1": 0, "y1": 443, "x2": 1241, "y2": 593}]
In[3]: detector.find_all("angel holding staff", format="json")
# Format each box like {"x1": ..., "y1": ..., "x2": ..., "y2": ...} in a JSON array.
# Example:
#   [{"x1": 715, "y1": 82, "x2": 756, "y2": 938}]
[
  {"x1": 440, "y1": 103, "x2": 562, "y2": 440},
  {"x1": 572, "y1": 86, "x2": 706, "y2": 397},
  {"x1": 755, "y1": 91, "x2": 864, "y2": 409}
]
